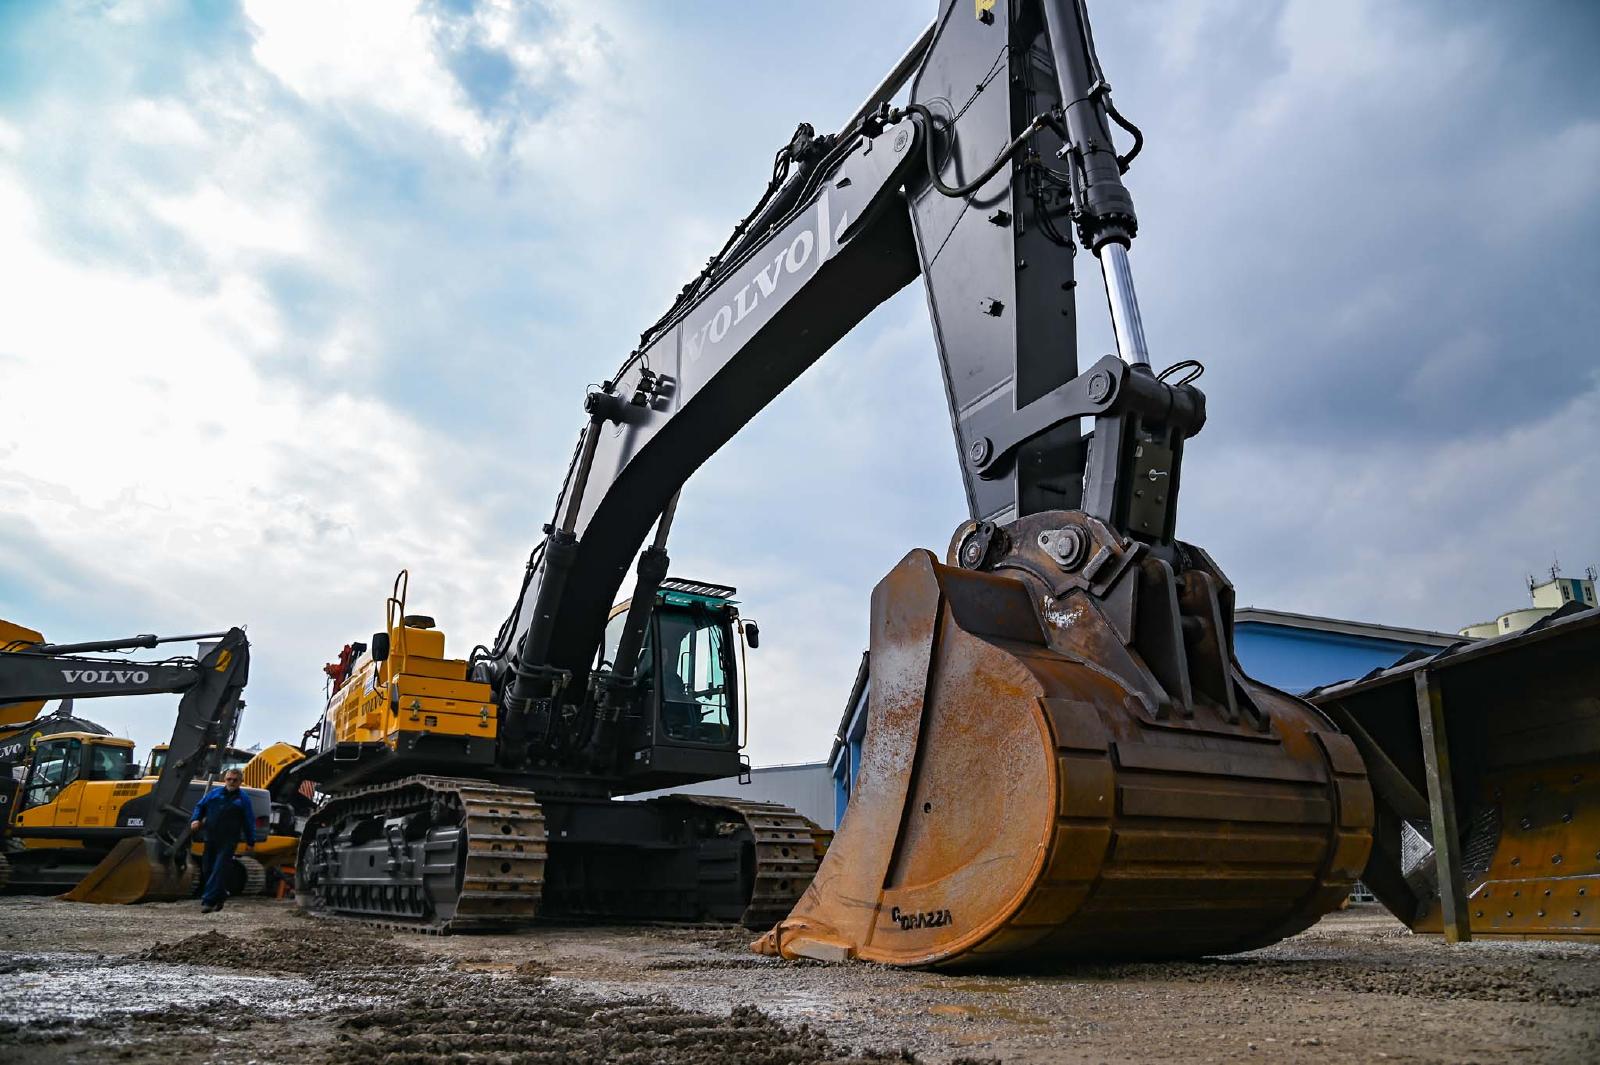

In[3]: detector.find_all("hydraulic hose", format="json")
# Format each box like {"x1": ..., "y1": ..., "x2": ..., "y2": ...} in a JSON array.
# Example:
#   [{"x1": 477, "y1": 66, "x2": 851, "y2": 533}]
[{"x1": 903, "y1": 102, "x2": 1055, "y2": 199}]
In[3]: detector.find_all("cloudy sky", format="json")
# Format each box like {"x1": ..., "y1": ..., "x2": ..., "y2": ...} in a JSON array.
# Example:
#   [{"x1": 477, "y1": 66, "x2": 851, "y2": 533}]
[{"x1": 1, "y1": 0, "x2": 1596, "y2": 762}]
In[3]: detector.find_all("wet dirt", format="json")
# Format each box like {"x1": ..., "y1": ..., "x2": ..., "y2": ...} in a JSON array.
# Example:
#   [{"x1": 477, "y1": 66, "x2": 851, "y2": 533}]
[
  {"x1": 140, "y1": 923, "x2": 415, "y2": 974},
  {"x1": 329, "y1": 992, "x2": 917, "y2": 1065},
  {"x1": 1, "y1": 896, "x2": 1597, "y2": 1063}
]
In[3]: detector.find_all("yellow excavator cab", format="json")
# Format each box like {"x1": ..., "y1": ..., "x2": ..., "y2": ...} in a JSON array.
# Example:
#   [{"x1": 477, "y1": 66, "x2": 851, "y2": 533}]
[
  {"x1": 11, "y1": 732, "x2": 139, "y2": 839},
  {"x1": 142, "y1": 744, "x2": 255, "y2": 779},
  {"x1": 1, "y1": 624, "x2": 254, "y2": 901},
  {"x1": 7, "y1": 728, "x2": 276, "y2": 897}
]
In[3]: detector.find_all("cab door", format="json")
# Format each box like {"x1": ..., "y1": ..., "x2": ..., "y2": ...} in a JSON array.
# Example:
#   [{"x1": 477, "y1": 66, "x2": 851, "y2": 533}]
[
  {"x1": 16, "y1": 737, "x2": 83, "y2": 829},
  {"x1": 78, "y1": 742, "x2": 136, "y2": 827}
]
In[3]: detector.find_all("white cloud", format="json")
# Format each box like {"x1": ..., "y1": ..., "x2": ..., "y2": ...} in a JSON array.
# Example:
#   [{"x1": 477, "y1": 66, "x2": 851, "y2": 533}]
[
  {"x1": 0, "y1": 116, "x2": 24, "y2": 155},
  {"x1": 0, "y1": 159, "x2": 511, "y2": 752},
  {"x1": 1184, "y1": 379, "x2": 1600, "y2": 631},
  {"x1": 242, "y1": 0, "x2": 494, "y2": 153},
  {"x1": 115, "y1": 97, "x2": 208, "y2": 147},
  {"x1": 148, "y1": 183, "x2": 316, "y2": 261}
]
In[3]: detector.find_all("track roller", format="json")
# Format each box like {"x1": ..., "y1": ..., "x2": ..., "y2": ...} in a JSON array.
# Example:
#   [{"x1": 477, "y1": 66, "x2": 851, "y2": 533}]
[{"x1": 297, "y1": 775, "x2": 547, "y2": 933}]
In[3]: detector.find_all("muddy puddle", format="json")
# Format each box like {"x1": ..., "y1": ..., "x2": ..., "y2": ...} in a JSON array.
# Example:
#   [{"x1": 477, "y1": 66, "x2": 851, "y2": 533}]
[
  {"x1": 0, "y1": 951, "x2": 378, "y2": 1025},
  {"x1": 3, "y1": 901, "x2": 1597, "y2": 1064},
  {"x1": 1, "y1": 929, "x2": 928, "y2": 1065}
]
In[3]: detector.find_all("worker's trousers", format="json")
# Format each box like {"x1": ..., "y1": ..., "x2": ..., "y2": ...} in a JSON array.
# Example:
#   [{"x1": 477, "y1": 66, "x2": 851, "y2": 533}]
[{"x1": 200, "y1": 834, "x2": 240, "y2": 906}]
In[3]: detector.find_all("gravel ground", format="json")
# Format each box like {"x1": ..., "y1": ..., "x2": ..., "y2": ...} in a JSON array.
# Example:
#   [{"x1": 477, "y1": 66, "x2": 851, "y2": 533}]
[{"x1": 1, "y1": 896, "x2": 1596, "y2": 1063}]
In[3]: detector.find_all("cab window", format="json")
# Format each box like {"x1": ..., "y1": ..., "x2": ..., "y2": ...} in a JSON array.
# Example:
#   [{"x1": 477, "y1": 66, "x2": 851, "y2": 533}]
[
  {"x1": 599, "y1": 609, "x2": 630, "y2": 672},
  {"x1": 23, "y1": 738, "x2": 81, "y2": 809},
  {"x1": 84, "y1": 743, "x2": 133, "y2": 782},
  {"x1": 654, "y1": 609, "x2": 733, "y2": 745}
]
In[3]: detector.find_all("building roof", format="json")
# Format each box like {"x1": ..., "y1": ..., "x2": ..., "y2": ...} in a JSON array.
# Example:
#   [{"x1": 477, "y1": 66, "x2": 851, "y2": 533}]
[
  {"x1": 1234, "y1": 607, "x2": 1463, "y2": 648},
  {"x1": 749, "y1": 760, "x2": 829, "y2": 773},
  {"x1": 827, "y1": 651, "x2": 871, "y2": 770}
]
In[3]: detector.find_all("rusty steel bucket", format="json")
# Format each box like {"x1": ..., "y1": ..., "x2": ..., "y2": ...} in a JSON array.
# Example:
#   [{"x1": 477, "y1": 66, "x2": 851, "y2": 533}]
[
  {"x1": 1309, "y1": 606, "x2": 1600, "y2": 941},
  {"x1": 756, "y1": 515, "x2": 1372, "y2": 968},
  {"x1": 60, "y1": 837, "x2": 194, "y2": 904}
]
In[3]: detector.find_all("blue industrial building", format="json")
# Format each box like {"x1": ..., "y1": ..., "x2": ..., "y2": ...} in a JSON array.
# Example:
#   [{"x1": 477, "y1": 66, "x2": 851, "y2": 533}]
[
  {"x1": 1230, "y1": 608, "x2": 1462, "y2": 694},
  {"x1": 826, "y1": 607, "x2": 1463, "y2": 828}
]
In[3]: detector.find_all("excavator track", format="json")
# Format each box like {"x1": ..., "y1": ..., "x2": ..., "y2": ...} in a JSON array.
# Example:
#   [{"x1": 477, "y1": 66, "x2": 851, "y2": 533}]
[
  {"x1": 232, "y1": 855, "x2": 267, "y2": 897},
  {"x1": 647, "y1": 795, "x2": 823, "y2": 928},
  {"x1": 297, "y1": 774, "x2": 547, "y2": 934}
]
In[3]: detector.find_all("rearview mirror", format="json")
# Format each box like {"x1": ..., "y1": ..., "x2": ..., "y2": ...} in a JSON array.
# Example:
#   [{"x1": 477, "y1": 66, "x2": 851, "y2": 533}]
[
  {"x1": 371, "y1": 631, "x2": 391, "y2": 663},
  {"x1": 743, "y1": 621, "x2": 760, "y2": 650}
]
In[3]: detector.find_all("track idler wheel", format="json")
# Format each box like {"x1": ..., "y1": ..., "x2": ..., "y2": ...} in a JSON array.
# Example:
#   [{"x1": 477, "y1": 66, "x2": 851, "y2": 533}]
[{"x1": 757, "y1": 517, "x2": 1372, "y2": 968}]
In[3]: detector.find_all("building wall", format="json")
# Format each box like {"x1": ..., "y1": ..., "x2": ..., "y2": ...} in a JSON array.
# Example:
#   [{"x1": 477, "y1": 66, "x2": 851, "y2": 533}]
[
  {"x1": 630, "y1": 761, "x2": 836, "y2": 829},
  {"x1": 1460, "y1": 575, "x2": 1597, "y2": 638},
  {"x1": 1233, "y1": 624, "x2": 1448, "y2": 695}
]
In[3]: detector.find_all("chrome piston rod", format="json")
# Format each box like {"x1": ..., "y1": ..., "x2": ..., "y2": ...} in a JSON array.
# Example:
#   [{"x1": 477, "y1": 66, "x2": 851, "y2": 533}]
[{"x1": 1099, "y1": 242, "x2": 1150, "y2": 367}]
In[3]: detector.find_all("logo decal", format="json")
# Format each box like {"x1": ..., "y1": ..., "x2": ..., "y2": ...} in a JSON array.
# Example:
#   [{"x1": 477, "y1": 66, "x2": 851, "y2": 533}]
[
  {"x1": 889, "y1": 906, "x2": 954, "y2": 931},
  {"x1": 60, "y1": 669, "x2": 151, "y2": 685},
  {"x1": 681, "y1": 190, "x2": 850, "y2": 369}
]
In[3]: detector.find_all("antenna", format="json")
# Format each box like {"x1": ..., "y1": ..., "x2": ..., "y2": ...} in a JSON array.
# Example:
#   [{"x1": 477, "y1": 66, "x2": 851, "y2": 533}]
[{"x1": 1587, "y1": 565, "x2": 1597, "y2": 583}]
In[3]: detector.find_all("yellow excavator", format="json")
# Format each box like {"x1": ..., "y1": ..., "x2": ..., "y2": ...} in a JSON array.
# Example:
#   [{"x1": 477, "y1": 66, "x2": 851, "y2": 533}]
[
  {"x1": 291, "y1": 0, "x2": 1380, "y2": 966},
  {"x1": 0, "y1": 622, "x2": 256, "y2": 901}
]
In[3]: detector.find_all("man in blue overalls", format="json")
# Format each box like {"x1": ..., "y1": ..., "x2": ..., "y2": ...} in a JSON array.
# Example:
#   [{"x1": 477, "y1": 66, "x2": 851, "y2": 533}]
[{"x1": 189, "y1": 767, "x2": 257, "y2": 913}]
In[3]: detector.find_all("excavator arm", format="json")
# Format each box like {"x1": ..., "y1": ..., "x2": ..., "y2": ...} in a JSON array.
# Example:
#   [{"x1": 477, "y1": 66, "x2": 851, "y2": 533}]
[
  {"x1": 487, "y1": 112, "x2": 923, "y2": 723},
  {"x1": 0, "y1": 650, "x2": 207, "y2": 705}
]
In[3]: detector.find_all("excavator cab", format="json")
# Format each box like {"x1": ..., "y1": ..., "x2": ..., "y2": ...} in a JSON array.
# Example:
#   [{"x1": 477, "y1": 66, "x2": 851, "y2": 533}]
[
  {"x1": 141, "y1": 743, "x2": 252, "y2": 779},
  {"x1": 599, "y1": 579, "x2": 748, "y2": 786},
  {"x1": 15, "y1": 733, "x2": 136, "y2": 814}
]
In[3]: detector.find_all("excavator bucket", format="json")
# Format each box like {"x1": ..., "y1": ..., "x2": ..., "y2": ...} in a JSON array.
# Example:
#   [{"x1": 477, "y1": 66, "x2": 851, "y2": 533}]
[
  {"x1": 60, "y1": 837, "x2": 193, "y2": 905},
  {"x1": 1309, "y1": 605, "x2": 1600, "y2": 940},
  {"x1": 757, "y1": 525, "x2": 1371, "y2": 968}
]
